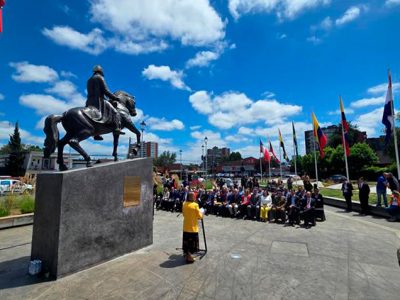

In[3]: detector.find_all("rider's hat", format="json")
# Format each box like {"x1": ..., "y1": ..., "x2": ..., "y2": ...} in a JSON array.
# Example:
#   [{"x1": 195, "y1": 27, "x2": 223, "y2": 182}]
[{"x1": 93, "y1": 65, "x2": 104, "y2": 75}]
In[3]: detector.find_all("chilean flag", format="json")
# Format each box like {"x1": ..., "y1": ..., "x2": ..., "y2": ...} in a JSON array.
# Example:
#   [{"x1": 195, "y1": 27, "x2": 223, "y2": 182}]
[
  {"x1": 260, "y1": 140, "x2": 271, "y2": 162},
  {"x1": 382, "y1": 70, "x2": 394, "y2": 145},
  {"x1": 0, "y1": 0, "x2": 5, "y2": 33}
]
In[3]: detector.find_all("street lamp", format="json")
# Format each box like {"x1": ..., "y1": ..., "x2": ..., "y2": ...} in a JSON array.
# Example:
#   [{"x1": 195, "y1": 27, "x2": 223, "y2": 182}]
[
  {"x1": 204, "y1": 137, "x2": 208, "y2": 176},
  {"x1": 179, "y1": 149, "x2": 183, "y2": 180},
  {"x1": 201, "y1": 145, "x2": 204, "y2": 172},
  {"x1": 140, "y1": 120, "x2": 146, "y2": 157}
]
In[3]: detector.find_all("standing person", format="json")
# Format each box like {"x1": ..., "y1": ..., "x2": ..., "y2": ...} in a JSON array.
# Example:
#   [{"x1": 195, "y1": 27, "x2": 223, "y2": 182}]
[
  {"x1": 358, "y1": 177, "x2": 370, "y2": 215},
  {"x1": 287, "y1": 177, "x2": 293, "y2": 191},
  {"x1": 385, "y1": 172, "x2": 399, "y2": 192},
  {"x1": 376, "y1": 173, "x2": 388, "y2": 207},
  {"x1": 182, "y1": 192, "x2": 203, "y2": 263},
  {"x1": 303, "y1": 175, "x2": 313, "y2": 192},
  {"x1": 341, "y1": 180, "x2": 353, "y2": 212}
]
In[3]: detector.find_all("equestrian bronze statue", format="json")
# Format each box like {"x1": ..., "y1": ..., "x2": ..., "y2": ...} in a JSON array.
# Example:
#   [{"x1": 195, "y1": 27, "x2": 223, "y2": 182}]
[{"x1": 43, "y1": 90, "x2": 141, "y2": 171}]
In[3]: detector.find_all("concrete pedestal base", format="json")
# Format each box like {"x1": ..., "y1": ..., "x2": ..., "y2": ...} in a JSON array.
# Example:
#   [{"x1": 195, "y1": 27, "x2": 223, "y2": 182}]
[{"x1": 31, "y1": 158, "x2": 153, "y2": 279}]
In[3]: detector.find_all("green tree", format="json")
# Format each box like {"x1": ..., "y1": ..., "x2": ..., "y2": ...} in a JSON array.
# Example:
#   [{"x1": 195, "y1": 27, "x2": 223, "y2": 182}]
[
  {"x1": 6, "y1": 122, "x2": 26, "y2": 176},
  {"x1": 154, "y1": 151, "x2": 177, "y2": 168},
  {"x1": 228, "y1": 152, "x2": 242, "y2": 161},
  {"x1": 348, "y1": 143, "x2": 379, "y2": 177},
  {"x1": 327, "y1": 122, "x2": 364, "y2": 149}
]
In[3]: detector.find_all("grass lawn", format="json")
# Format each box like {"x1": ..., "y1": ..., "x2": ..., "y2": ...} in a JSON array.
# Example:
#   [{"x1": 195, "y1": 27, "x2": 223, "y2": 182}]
[
  {"x1": 320, "y1": 187, "x2": 378, "y2": 205},
  {"x1": 0, "y1": 194, "x2": 35, "y2": 217}
]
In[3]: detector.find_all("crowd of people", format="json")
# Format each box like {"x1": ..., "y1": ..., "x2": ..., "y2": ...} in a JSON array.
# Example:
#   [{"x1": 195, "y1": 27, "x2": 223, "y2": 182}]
[{"x1": 155, "y1": 176, "x2": 325, "y2": 229}]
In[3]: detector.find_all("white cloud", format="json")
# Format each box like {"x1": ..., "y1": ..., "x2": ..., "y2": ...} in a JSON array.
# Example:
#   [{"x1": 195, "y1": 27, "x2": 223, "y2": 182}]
[
  {"x1": 45, "y1": 1, "x2": 226, "y2": 56},
  {"x1": 328, "y1": 108, "x2": 355, "y2": 115},
  {"x1": 307, "y1": 35, "x2": 322, "y2": 45},
  {"x1": 0, "y1": 121, "x2": 43, "y2": 145},
  {"x1": 42, "y1": 27, "x2": 108, "y2": 55},
  {"x1": 19, "y1": 94, "x2": 71, "y2": 115},
  {"x1": 9, "y1": 61, "x2": 59, "y2": 83},
  {"x1": 353, "y1": 107, "x2": 384, "y2": 137},
  {"x1": 277, "y1": 33, "x2": 287, "y2": 40},
  {"x1": 146, "y1": 117, "x2": 184, "y2": 131},
  {"x1": 189, "y1": 91, "x2": 213, "y2": 114},
  {"x1": 367, "y1": 82, "x2": 400, "y2": 95},
  {"x1": 190, "y1": 125, "x2": 202, "y2": 130},
  {"x1": 142, "y1": 65, "x2": 191, "y2": 91},
  {"x1": 0, "y1": 94, "x2": 4, "y2": 101},
  {"x1": 335, "y1": 6, "x2": 362, "y2": 26},
  {"x1": 385, "y1": 0, "x2": 400, "y2": 7},
  {"x1": 90, "y1": 0, "x2": 225, "y2": 46},
  {"x1": 60, "y1": 71, "x2": 77, "y2": 78},
  {"x1": 351, "y1": 96, "x2": 385, "y2": 109},
  {"x1": 228, "y1": 0, "x2": 331, "y2": 20},
  {"x1": 189, "y1": 90, "x2": 302, "y2": 129},
  {"x1": 186, "y1": 51, "x2": 220, "y2": 68}
]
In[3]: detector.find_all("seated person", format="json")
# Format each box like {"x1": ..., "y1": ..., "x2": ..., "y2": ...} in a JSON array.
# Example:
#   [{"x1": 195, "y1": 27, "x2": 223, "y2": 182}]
[
  {"x1": 285, "y1": 190, "x2": 300, "y2": 226},
  {"x1": 260, "y1": 190, "x2": 272, "y2": 222},
  {"x1": 271, "y1": 192, "x2": 286, "y2": 223},
  {"x1": 204, "y1": 190, "x2": 216, "y2": 215},
  {"x1": 238, "y1": 189, "x2": 251, "y2": 219},
  {"x1": 386, "y1": 190, "x2": 400, "y2": 222},
  {"x1": 247, "y1": 188, "x2": 260, "y2": 220},
  {"x1": 160, "y1": 187, "x2": 170, "y2": 210},
  {"x1": 313, "y1": 188, "x2": 325, "y2": 221},
  {"x1": 301, "y1": 191, "x2": 316, "y2": 228}
]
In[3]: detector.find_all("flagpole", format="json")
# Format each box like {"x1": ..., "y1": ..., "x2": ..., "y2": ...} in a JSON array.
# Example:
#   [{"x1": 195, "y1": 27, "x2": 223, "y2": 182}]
[
  {"x1": 259, "y1": 150, "x2": 263, "y2": 182},
  {"x1": 390, "y1": 70, "x2": 400, "y2": 179},
  {"x1": 313, "y1": 134, "x2": 319, "y2": 183},
  {"x1": 340, "y1": 97, "x2": 350, "y2": 181},
  {"x1": 268, "y1": 157, "x2": 271, "y2": 180},
  {"x1": 279, "y1": 143, "x2": 282, "y2": 180}
]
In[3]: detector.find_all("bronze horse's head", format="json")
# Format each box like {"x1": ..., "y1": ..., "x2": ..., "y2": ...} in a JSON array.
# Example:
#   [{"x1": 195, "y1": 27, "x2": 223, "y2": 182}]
[{"x1": 115, "y1": 90, "x2": 137, "y2": 116}]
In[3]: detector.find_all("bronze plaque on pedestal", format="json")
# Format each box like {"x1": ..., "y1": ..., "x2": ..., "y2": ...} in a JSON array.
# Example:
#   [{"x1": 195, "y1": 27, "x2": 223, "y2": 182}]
[{"x1": 123, "y1": 176, "x2": 141, "y2": 207}]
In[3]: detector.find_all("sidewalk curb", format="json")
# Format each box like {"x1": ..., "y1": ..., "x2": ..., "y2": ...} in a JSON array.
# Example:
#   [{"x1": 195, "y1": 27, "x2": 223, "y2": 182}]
[{"x1": 0, "y1": 213, "x2": 34, "y2": 229}]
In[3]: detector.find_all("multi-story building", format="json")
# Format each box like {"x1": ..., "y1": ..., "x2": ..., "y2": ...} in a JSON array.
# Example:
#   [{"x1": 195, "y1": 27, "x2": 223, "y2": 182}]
[
  {"x1": 205, "y1": 146, "x2": 230, "y2": 171},
  {"x1": 304, "y1": 125, "x2": 366, "y2": 154},
  {"x1": 143, "y1": 141, "x2": 158, "y2": 159}
]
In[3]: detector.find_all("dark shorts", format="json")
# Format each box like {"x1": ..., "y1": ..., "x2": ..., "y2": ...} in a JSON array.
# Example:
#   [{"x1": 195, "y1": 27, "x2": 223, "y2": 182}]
[{"x1": 182, "y1": 232, "x2": 199, "y2": 255}]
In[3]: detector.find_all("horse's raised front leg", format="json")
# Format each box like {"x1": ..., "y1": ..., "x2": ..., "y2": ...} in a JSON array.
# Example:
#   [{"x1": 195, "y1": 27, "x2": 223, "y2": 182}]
[
  {"x1": 69, "y1": 139, "x2": 92, "y2": 168},
  {"x1": 124, "y1": 121, "x2": 141, "y2": 145},
  {"x1": 112, "y1": 132, "x2": 119, "y2": 161}
]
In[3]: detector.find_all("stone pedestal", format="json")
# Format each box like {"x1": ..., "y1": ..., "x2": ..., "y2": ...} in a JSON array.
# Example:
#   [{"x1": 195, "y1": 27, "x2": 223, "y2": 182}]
[{"x1": 31, "y1": 158, "x2": 153, "y2": 279}]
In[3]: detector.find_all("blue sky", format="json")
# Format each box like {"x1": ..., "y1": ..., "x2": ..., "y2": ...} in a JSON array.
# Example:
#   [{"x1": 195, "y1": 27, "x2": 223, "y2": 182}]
[{"x1": 1, "y1": 0, "x2": 400, "y2": 163}]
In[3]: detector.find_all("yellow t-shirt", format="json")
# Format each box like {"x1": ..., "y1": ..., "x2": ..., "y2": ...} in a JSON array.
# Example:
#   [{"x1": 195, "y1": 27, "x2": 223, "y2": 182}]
[{"x1": 182, "y1": 201, "x2": 203, "y2": 233}]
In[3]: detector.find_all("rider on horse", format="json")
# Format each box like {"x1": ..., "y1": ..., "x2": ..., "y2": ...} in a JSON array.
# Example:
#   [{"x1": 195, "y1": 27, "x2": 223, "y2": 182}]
[{"x1": 86, "y1": 65, "x2": 125, "y2": 140}]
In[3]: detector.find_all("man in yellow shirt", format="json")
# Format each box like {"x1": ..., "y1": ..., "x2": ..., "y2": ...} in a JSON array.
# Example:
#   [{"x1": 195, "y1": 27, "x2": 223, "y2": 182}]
[{"x1": 182, "y1": 192, "x2": 203, "y2": 263}]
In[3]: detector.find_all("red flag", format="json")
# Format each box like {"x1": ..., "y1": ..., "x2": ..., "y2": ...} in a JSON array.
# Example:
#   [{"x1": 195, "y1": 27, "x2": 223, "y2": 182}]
[
  {"x1": 340, "y1": 97, "x2": 350, "y2": 156},
  {"x1": 0, "y1": 0, "x2": 5, "y2": 33},
  {"x1": 269, "y1": 141, "x2": 280, "y2": 163}
]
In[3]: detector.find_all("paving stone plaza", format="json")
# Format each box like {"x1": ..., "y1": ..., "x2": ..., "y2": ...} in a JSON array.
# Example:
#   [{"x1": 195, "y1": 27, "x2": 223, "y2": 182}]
[{"x1": 1, "y1": 206, "x2": 400, "y2": 300}]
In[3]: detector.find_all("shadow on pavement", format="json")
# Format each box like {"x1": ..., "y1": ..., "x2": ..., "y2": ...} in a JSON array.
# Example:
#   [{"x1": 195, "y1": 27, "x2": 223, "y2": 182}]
[
  {"x1": 159, "y1": 254, "x2": 187, "y2": 268},
  {"x1": 0, "y1": 256, "x2": 48, "y2": 289}
]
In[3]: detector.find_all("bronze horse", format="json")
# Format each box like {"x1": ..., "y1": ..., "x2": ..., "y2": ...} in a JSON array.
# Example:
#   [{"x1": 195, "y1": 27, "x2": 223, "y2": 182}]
[{"x1": 43, "y1": 91, "x2": 141, "y2": 171}]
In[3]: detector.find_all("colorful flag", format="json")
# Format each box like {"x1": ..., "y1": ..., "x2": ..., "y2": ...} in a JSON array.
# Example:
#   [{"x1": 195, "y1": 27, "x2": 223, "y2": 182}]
[
  {"x1": 312, "y1": 112, "x2": 328, "y2": 158},
  {"x1": 269, "y1": 141, "x2": 280, "y2": 163},
  {"x1": 260, "y1": 140, "x2": 271, "y2": 162},
  {"x1": 278, "y1": 129, "x2": 289, "y2": 162},
  {"x1": 292, "y1": 122, "x2": 298, "y2": 157},
  {"x1": 340, "y1": 97, "x2": 350, "y2": 156},
  {"x1": 0, "y1": 0, "x2": 5, "y2": 33},
  {"x1": 382, "y1": 70, "x2": 394, "y2": 145}
]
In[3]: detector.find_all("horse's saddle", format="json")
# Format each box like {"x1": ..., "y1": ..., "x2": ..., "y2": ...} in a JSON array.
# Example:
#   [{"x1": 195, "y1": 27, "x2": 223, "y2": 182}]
[{"x1": 82, "y1": 101, "x2": 117, "y2": 126}]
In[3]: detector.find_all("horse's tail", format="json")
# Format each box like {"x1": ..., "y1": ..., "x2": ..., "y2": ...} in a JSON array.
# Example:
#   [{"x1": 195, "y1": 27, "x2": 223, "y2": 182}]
[{"x1": 43, "y1": 114, "x2": 63, "y2": 158}]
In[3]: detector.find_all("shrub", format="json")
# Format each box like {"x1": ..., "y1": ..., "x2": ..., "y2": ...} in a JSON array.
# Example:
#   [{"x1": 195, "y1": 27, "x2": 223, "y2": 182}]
[
  {"x1": 0, "y1": 204, "x2": 10, "y2": 217},
  {"x1": 19, "y1": 195, "x2": 35, "y2": 214},
  {"x1": 360, "y1": 166, "x2": 388, "y2": 181}
]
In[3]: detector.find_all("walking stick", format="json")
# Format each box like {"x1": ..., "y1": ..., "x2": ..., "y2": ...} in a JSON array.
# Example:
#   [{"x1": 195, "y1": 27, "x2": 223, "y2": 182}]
[{"x1": 199, "y1": 218, "x2": 207, "y2": 259}]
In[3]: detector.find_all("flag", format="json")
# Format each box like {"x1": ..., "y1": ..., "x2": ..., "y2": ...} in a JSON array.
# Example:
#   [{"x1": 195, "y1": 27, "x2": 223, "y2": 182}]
[
  {"x1": 382, "y1": 70, "x2": 394, "y2": 145},
  {"x1": 278, "y1": 129, "x2": 289, "y2": 162},
  {"x1": 312, "y1": 112, "x2": 328, "y2": 158},
  {"x1": 340, "y1": 97, "x2": 350, "y2": 156},
  {"x1": 269, "y1": 141, "x2": 280, "y2": 163},
  {"x1": 292, "y1": 122, "x2": 298, "y2": 157},
  {"x1": 260, "y1": 140, "x2": 271, "y2": 162},
  {"x1": 0, "y1": 0, "x2": 5, "y2": 33}
]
